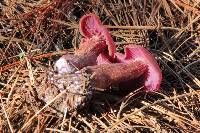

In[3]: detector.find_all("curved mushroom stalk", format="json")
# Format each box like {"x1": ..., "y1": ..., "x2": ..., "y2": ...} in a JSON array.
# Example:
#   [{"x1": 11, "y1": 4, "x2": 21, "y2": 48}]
[
  {"x1": 54, "y1": 13, "x2": 116, "y2": 74},
  {"x1": 54, "y1": 36, "x2": 107, "y2": 74},
  {"x1": 83, "y1": 61, "x2": 147, "y2": 89}
]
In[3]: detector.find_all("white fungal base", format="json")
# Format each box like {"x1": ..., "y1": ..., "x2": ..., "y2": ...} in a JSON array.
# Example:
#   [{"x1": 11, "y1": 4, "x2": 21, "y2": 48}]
[
  {"x1": 42, "y1": 69, "x2": 93, "y2": 114},
  {"x1": 54, "y1": 57, "x2": 76, "y2": 74}
]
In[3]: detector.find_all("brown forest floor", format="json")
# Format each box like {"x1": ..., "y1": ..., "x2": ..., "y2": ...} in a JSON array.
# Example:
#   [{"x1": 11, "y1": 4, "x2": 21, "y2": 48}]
[{"x1": 0, "y1": 0, "x2": 200, "y2": 132}]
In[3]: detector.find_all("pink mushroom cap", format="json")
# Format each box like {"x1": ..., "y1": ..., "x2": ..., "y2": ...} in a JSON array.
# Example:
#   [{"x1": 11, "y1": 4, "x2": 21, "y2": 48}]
[
  {"x1": 115, "y1": 45, "x2": 162, "y2": 92},
  {"x1": 79, "y1": 13, "x2": 116, "y2": 58}
]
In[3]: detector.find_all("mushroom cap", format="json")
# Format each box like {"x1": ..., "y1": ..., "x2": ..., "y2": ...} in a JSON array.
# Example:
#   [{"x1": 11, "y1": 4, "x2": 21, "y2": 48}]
[
  {"x1": 79, "y1": 13, "x2": 101, "y2": 38},
  {"x1": 79, "y1": 13, "x2": 116, "y2": 58},
  {"x1": 115, "y1": 45, "x2": 162, "y2": 92}
]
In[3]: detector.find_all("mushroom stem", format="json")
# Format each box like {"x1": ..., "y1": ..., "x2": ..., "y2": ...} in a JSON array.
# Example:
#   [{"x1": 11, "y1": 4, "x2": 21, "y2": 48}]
[
  {"x1": 54, "y1": 37, "x2": 107, "y2": 74},
  {"x1": 83, "y1": 61, "x2": 147, "y2": 89}
]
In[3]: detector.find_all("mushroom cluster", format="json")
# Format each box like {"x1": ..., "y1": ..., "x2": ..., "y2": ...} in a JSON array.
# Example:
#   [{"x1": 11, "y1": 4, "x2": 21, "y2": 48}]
[{"x1": 48, "y1": 13, "x2": 162, "y2": 113}]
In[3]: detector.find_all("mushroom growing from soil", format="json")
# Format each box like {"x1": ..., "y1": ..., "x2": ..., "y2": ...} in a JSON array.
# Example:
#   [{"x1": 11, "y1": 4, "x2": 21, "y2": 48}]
[{"x1": 44, "y1": 13, "x2": 162, "y2": 114}]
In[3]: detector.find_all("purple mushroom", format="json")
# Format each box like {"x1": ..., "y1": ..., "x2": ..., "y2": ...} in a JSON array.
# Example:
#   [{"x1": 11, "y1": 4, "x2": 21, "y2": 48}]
[{"x1": 46, "y1": 13, "x2": 162, "y2": 113}]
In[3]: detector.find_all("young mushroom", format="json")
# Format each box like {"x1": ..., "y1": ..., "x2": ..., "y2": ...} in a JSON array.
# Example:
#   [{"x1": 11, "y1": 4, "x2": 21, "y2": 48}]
[
  {"x1": 43, "y1": 14, "x2": 162, "y2": 114},
  {"x1": 54, "y1": 13, "x2": 116, "y2": 74}
]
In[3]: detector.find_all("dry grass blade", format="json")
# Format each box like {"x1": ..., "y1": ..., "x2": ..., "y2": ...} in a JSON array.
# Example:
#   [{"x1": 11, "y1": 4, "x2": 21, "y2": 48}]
[
  {"x1": 0, "y1": 96, "x2": 14, "y2": 133},
  {"x1": 106, "y1": 25, "x2": 181, "y2": 31}
]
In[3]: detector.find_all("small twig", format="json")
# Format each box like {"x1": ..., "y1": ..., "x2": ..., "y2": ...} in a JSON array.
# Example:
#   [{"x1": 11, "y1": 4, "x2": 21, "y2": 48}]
[
  {"x1": 0, "y1": 51, "x2": 68, "y2": 72},
  {"x1": 0, "y1": 96, "x2": 14, "y2": 133},
  {"x1": 61, "y1": 109, "x2": 67, "y2": 131},
  {"x1": 25, "y1": 57, "x2": 35, "y2": 85},
  {"x1": 47, "y1": 19, "x2": 181, "y2": 31},
  {"x1": 105, "y1": 25, "x2": 180, "y2": 31},
  {"x1": 78, "y1": 115, "x2": 95, "y2": 132},
  {"x1": 45, "y1": 128, "x2": 70, "y2": 133},
  {"x1": 178, "y1": 60, "x2": 200, "y2": 74},
  {"x1": 1, "y1": 63, "x2": 23, "y2": 90},
  {"x1": 68, "y1": 117, "x2": 72, "y2": 132},
  {"x1": 6, "y1": 75, "x2": 19, "y2": 103},
  {"x1": 92, "y1": 115, "x2": 108, "y2": 129},
  {"x1": 174, "y1": 0, "x2": 200, "y2": 15}
]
